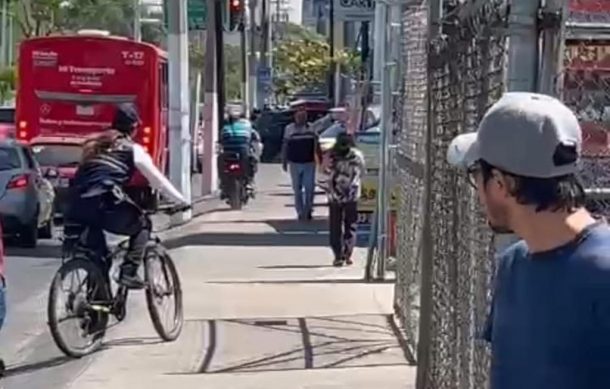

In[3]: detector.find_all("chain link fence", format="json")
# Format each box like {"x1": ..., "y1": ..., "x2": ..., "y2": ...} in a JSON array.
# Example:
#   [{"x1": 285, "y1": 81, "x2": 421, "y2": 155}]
[
  {"x1": 561, "y1": 1, "x2": 610, "y2": 216},
  {"x1": 394, "y1": 0, "x2": 428, "y2": 359},
  {"x1": 393, "y1": 1, "x2": 610, "y2": 388},
  {"x1": 394, "y1": 1, "x2": 510, "y2": 388}
]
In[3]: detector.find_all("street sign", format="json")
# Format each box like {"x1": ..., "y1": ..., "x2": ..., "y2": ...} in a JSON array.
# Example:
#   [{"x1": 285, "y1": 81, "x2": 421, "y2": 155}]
[
  {"x1": 257, "y1": 66, "x2": 271, "y2": 85},
  {"x1": 164, "y1": 0, "x2": 208, "y2": 31},
  {"x1": 333, "y1": 0, "x2": 375, "y2": 21}
]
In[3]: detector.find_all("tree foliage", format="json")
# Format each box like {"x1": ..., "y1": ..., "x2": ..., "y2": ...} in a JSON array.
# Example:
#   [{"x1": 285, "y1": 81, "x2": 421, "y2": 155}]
[
  {"x1": 13, "y1": 0, "x2": 163, "y2": 43},
  {"x1": 0, "y1": 66, "x2": 15, "y2": 104},
  {"x1": 273, "y1": 23, "x2": 361, "y2": 100},
  {"x1": 189, "y1": 43, "x2": 242, "y2": 101}
]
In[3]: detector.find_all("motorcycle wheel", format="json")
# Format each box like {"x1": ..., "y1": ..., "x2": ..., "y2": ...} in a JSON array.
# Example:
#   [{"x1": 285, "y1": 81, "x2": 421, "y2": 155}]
[{"x1": 228, "y1": 180, "x2": 243, "y2": 210}]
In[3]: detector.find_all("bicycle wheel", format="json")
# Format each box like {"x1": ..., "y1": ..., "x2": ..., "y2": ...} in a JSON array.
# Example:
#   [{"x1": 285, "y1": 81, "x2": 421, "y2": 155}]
[
  {"x1": 144, "y1": 246, "x2": 183, "y2": 341},
  {"x1": 48, "y1": 258, "x2": 111, "y2": 358}
]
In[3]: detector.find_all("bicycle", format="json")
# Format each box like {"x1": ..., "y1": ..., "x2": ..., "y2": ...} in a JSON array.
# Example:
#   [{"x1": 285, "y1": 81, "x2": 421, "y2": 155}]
[{"x1": 47, "y1": 204, "x2": 188, "y2": 358}]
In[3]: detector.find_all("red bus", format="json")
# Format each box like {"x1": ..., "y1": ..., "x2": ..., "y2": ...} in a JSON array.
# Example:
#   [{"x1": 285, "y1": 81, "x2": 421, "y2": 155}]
[{"x1": 16, "y1": 30, "x2": 169, "y2": 209}]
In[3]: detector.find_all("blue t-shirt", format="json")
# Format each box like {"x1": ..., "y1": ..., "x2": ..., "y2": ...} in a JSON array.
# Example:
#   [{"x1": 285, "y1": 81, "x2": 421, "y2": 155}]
[
  {"x1": 484, "y1": 222, "x2": 610, "y2": 389},
  {"x1": 221, "y1": 119, "x2": 252, "y2": 152}
]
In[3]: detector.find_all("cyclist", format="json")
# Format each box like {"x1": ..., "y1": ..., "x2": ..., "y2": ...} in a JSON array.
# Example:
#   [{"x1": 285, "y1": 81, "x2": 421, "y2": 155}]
[
  {"x1": 219, "y1": 112, "x2": 259, "y2": 191},
  {"x1": 64, "y1": 103, "x2": 189, "y2": 289}
]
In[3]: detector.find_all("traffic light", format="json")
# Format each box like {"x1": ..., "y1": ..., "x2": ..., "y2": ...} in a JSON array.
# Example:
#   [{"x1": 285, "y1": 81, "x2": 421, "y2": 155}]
[{"x1": 228, "y1": 0, "x2": 243, "y2": 31}]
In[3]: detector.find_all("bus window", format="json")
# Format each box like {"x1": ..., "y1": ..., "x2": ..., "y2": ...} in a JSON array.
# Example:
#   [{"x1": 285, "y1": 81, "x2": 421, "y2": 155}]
[{"x1": 160, "y1": 63, "x2": 168, "y2": 109}]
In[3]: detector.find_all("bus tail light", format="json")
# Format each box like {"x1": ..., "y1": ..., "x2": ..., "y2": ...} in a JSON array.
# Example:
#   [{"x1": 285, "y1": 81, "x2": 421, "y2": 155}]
[
  {"x1": 142, "y1": 127, "x2": 153, "y2": 154},
  {"x1": 18, "y1": 121, "x2": 28, "y2": 139}
]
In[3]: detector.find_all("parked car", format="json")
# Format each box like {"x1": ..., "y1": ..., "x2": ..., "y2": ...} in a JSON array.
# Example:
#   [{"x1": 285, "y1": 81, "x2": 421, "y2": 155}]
[
  {"x1": 0, "y1": 139, "x2": 55, "y2": 247},
  {"x1": 0, "y1": 106, "x2": 15, "y2": 139},
  {"x1": 30, "y1": 137, "x2": 84, "y2": 218},
  {"x1": 255, "y1": 109, "x2": 294, "y2": 162}
]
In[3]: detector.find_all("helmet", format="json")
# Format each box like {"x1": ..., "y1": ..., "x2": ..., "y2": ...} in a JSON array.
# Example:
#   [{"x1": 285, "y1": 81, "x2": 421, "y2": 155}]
[
  {"x1": 224, "y1": 111, "x2": 239, "y2": 125},
  {"x1": 112, "y1": 103, "x2": 141, "y2": 135}
]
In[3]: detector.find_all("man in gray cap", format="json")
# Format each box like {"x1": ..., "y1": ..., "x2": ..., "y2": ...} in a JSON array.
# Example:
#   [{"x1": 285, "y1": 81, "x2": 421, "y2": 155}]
[{"x1": 447, "y1": 92, "x2": 610, "y2": 389}]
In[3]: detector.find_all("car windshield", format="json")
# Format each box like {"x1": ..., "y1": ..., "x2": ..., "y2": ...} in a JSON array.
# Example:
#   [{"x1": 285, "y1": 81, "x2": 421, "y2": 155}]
[
  {"x1": 0, "y1": 108, "x2": 14, "y2": 124},
  {"x1": 0, "y1": 146, "x2": 21, "y2": 171},
  {"x1": 320, "y1": 123, "x2": 346, "y2": 139},
  {"x1": 31, "y1": 144, "x2": 82, "y2": 167}
]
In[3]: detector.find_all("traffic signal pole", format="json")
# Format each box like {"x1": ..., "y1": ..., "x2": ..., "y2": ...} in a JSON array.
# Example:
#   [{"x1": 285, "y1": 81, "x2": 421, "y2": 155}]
[
  {"x1": 239, "y1": 0, "x2": 249, "y2": 114},
  {"x1": 248, "y1": 0, "x2": 258, "y2": 109},
  {"x1": 202, "y1": 0, "x2": 219, "y2": 195},
  {"x1": 167, "y1": 0, "x2": 192, "y2": 221},
  {"x1": 215, "y1": 0, "x2": 226, "y2": 124}
]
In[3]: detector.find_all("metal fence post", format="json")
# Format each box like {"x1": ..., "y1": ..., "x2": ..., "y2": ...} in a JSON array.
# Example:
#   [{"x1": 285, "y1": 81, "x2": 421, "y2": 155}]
[
  {"x1": 506, "y1": 0, "x2": 541, "y2": 92},
  {"x1": 539, "y1": 0, "x2": 571, "y2": 96},
  {"x1": 376, "y1": 0, "x2": 389, "y2": 280},
  {"x1": 415, "y1": 1, "x2": 441, "y2": 387},
  {"x1": 492, "y1": 0, "x2": 544, "y2": 250}
]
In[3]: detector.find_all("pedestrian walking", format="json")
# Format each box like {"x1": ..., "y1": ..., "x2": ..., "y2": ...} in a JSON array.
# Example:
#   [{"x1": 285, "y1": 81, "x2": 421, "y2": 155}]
[
  {"x1": 447, "y1": 92, "x2": 610, "y2": 389},
  {"x1": 282, "y1": 108, "x2": 321, "y2": 221},
  {"x1": 327, "y1": 133, "x2": 365, "y2": 266}
]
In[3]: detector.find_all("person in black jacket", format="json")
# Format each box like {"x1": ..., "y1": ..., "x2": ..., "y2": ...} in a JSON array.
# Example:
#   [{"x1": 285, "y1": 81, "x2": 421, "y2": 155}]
[{"x1": 65, "y1": 104, "x2": 188, "y2": 289}]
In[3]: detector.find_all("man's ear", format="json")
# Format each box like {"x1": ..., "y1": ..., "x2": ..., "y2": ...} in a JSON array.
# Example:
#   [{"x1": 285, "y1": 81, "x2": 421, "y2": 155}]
[{"x1": 494, "y1": 171, "x2": 516, "y2": 197}]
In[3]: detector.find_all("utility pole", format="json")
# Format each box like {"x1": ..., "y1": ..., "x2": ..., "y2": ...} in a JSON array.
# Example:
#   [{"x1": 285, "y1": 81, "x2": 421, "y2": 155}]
[
  {"x1": 202, "y1": 0, "x2": 219, "y2": 195},
  {"x1": 133, "y1": 0, "x2": 142, "y2": 42},
  {"x1": 328, "y1": 0, "x2": 335, "y2": 104},
  {"x1": 248, "y1": 0, "x2": 258, "y2": 109},
  {"x1": 258, "y1": 0, "x2": 270, "y2": 107},
  {"x1": 240, "y1": 0, "x2": 249, "y2": 114},
  {"x1": 539, "y1": 0, "x2": 570, "y2": 96},
  {"x1": 0, "y1": 0, "x2": 7, "y2": 67},
  {"x1": 215, "y1": 0, "x2": 226, "y2": 123},
  {"x1": 167, "y1": 0, "x2": 192, "y2": 221},
  {"x1": 7, "y1": 7, "x2": 12, "y2": 65}
]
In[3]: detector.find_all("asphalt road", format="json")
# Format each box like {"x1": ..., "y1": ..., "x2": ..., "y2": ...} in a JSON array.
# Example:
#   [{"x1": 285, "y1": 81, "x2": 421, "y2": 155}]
[
  {"x1": 0, "y1": 229, "x2": 97, "y2": 389},
  {"x1": 0, "y1": 166, "x2": 292, "y2": 388}
]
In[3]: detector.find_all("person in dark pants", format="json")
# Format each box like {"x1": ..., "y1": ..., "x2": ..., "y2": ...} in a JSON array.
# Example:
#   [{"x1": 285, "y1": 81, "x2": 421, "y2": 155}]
[
  {"x1": 65, "y1": 104, "x2": 188, "y2": 289},
  {"x1": 327, "y1": 133, "x2": 365, "y2": 266}
]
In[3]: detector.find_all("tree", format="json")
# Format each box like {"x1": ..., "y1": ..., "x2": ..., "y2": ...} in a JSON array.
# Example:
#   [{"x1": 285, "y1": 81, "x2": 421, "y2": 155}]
[
  {"x1": 274, "y1": 38, "x2": 330, "y2": 99},
  {"x1": 188, "y1": 43, "x2": 243, "y2": 102},
  {"x1": 13, "y1": 0, "x2": 64, "y2": 37},
  {"x1": 12, "y1": 0, "x2": 163, "y2": 42},
  {"x1": 0, "y1": 66, "x2": 15, "y2": 104},
  {"x1": 273, "y1": 24, "x2": 360, "y2": 101}
]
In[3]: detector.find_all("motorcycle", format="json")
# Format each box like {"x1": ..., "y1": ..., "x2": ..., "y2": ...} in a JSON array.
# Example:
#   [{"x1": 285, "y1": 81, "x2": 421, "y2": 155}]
[{"x1": 220, "y1": 151, "x2": 253, "y2": 210}]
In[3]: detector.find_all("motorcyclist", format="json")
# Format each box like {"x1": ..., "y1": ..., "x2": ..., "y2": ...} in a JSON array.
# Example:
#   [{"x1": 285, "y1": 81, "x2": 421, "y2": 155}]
[
  {"x1": 219, "y1": 112, "x2": 260, "y2": 192},
  {"x1": 64, "y1": 103, "x2": 189, "y2": 289}
]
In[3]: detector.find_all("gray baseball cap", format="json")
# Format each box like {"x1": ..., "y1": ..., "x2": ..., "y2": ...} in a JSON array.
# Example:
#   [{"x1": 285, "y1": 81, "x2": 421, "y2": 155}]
[{"x1": 446, "y1": 92, "x2": 582, "y2": 178}]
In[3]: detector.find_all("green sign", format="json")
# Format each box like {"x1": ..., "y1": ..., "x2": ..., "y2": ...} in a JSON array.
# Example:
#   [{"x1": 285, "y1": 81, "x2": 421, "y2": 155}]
[{"x1": 164, "y1": 0, "x2": 208, "y2": 31}]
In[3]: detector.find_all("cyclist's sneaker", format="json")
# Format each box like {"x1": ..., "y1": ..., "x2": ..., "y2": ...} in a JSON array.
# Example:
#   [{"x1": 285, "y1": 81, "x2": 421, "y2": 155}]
[
  {"x1": 119, "y1": 263, "x2": 145, "y2": 290},
  {"x1": 0, "y1": 358, "x2": 5, "y2": 377}
]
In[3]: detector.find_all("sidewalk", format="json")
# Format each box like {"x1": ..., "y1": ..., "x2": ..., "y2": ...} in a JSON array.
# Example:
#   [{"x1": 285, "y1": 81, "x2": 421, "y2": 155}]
[{"x1": 67, "y1": 165, "x2": 416, "y2": 389}]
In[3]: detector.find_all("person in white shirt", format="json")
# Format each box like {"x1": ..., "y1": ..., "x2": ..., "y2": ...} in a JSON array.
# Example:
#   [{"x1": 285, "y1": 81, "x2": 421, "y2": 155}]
[{"x1": 65, "y1": 104, "x2": 189, "y2": 289}]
